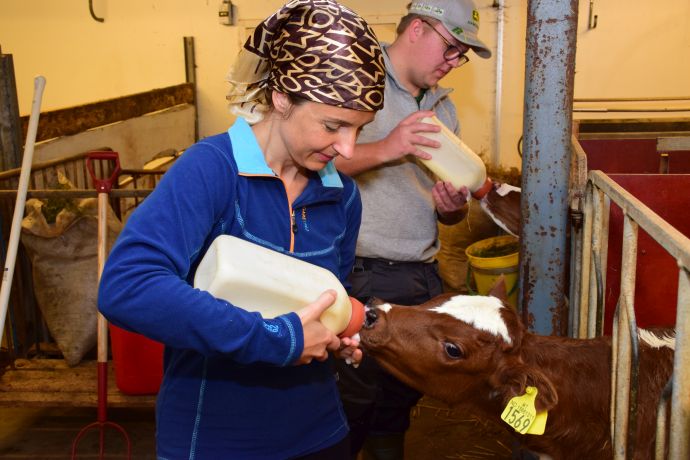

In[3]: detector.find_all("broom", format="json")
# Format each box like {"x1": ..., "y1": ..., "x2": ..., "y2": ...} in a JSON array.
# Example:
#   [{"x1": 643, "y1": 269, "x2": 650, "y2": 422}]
[{"x1": 418, "y1": 116, "x2": 522, "y2": 237}]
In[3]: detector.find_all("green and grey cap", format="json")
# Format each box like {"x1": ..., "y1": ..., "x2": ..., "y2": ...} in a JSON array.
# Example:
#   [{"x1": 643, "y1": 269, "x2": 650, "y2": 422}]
[{"x1": 409, "y1": 0, "x2": 491, "y2": 59}]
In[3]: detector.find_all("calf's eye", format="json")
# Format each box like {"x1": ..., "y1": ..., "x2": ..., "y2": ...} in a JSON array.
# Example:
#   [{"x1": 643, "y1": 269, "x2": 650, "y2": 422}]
[{"x1": 444, "y1": 342, "x2": 463, "y2": 359}]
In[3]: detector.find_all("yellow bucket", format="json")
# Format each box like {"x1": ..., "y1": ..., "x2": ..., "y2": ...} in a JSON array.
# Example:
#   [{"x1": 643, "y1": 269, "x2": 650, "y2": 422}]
[{"x1": 465, "y1": 235, "x2": 519, "y2": 308}]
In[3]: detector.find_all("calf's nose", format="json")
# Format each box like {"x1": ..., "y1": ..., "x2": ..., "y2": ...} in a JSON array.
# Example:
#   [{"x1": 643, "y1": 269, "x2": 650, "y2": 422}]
[{"x1": 364, "y1": 308, "x2": 379, "y2": 329}]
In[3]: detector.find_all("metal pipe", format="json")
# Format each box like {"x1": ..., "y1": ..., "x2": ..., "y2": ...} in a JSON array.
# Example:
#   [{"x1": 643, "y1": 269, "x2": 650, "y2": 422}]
[
  {"x1": 623, "y1": 216, "x2": 641, "y2": 456},
  {"x1": 575, "y1": 96, "x2": 690, "y2": 102},
  {"x1": 520, "y1": 0, "x2": 579, "y2": 335},
  {"x1": 612, "y1": 215, "x2": 639, "y2": 459},
  {"x1": 610, "y1": 298, "x2": 620, "y2": 445},
  {"x1": 0, "y1": 189, "x2": 154, "y2": 199},
  {"x1": 568, "y1": 137, "x2": 588, "y2": 338},
  {"x1": 583, "y1": 187, "x2": 610, "y2": 338},
  {"x1": 574, "y1": 107, "x2": 690, "y2": 113},
  {"x1": 568, "y1": 209, "x2": 582, "y2": 337},
  {"x1": 588, "y1": 188, "x2": 604, "y2": 337},
  {"x1": 492, "y1": 0, "x2": 505, "y2": 167},
  {"x1": 592, "y1": 249, "x2": 604, "y2": 334},
  {"x1": 184, "y1": 37, "x2": 196, "y2": 86},
  {"x1": 183, "y1": 37, "x2": 199, "y2": 142},
  {"x1": 579, "y1": 182, "x2": 594, "y2": 338},
  {"x1": 592, "y1": 191, "x2": 611, "y2": 337},
  {"x1": 655, "y1": 376, "x2": 673, "y2": 460},
  {"x1": 670, "y1": 267, "x2": 690, "y2": 459}
]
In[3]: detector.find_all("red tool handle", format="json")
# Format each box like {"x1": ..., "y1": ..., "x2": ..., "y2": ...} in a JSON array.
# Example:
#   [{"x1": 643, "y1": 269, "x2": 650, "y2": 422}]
[{"x1": 86, "y1": 151, "x2": 121, "y2": 193}]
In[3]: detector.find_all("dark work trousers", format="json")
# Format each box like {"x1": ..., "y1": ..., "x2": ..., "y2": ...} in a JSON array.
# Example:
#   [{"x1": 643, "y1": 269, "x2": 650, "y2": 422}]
[{"x1": 334, "y1": 257, "x2": 444, "y2": 458}]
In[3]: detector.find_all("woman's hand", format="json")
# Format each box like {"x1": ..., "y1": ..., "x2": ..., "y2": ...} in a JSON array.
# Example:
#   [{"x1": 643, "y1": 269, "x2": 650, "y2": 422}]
[{"x1": 294, "y1": 290, "x2": 341, "y2": 365}]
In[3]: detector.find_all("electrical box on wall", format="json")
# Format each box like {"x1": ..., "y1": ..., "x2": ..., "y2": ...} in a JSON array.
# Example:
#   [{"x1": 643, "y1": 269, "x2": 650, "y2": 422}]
[{"x1": 219, "y1": 0, "x2": 236, "y2": 26}]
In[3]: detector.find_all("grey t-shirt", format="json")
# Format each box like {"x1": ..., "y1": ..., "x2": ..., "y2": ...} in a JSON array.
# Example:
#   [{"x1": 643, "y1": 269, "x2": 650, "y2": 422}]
[{"x1": 353, "y1": 45, "x2": 460, "y2": 262}]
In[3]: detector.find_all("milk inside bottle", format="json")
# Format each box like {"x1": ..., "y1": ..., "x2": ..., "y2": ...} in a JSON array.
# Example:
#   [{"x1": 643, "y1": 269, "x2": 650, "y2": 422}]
[
  {"x1": 418, "y1": 116, "x2": 492, "y2": 199},
  {"x1": 194, "y1": 235, "x2": 364, "y2": 337}
]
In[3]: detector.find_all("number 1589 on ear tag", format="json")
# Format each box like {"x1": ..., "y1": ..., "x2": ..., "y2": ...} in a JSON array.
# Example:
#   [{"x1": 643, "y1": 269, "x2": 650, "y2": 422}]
[{"x1": 500, "y1": 386, "x2": 548, "y2": 435}]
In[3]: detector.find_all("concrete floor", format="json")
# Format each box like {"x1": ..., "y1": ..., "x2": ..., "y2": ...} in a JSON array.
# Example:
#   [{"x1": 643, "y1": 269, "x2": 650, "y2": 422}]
[{"x1": 0, "y1": 397, "x2": 518, "y2": 459}]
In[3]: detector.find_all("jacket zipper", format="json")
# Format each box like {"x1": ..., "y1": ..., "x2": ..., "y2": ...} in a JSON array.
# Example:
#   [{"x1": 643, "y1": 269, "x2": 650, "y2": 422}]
[
  {"x1": 291, "y1": 209, "x2": 298, "y2": 234},
  {"x1": 280, "y1": 177, "x2": 295, "y2": 252},
  {"x1": 240, "y1": 173, "x2": 298, "y2": 252}
]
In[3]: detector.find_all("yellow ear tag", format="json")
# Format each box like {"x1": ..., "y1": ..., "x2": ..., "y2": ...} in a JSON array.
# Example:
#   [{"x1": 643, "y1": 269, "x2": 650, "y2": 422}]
[
  {"x1": 500, "y1": 386, "x2": 548, "y2": 435},
  {"x1": 526, "y1": 408, "x2": 548, "y2": 435}
]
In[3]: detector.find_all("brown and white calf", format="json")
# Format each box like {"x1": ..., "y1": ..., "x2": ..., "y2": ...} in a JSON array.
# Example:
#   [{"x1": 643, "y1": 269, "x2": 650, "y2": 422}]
[{"x1": 358, "y1": 284, "x2": 675, "y2": 460}]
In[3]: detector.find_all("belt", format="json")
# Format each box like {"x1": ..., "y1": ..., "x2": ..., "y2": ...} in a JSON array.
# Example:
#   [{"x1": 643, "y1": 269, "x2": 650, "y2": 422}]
[{"x1": 352, "y1": 257, "x2": 435, "y2": 272}]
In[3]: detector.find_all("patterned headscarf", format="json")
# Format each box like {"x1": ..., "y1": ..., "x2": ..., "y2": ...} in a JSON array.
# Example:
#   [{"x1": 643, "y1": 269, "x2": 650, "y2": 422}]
[{"x1": 226, "y1": 0, "x2": 385, "y2": 123}]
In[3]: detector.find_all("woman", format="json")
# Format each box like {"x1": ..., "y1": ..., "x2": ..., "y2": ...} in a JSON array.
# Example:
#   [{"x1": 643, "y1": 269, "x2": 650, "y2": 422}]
[{"x1": 98, "y1": 1, "x2": 385, "y2": 458}]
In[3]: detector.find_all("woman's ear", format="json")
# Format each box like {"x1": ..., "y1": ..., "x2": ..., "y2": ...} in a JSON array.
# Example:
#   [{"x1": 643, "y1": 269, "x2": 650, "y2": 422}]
[{"x1": 271, "y1": 91, "x2": 292, "y2": 118}]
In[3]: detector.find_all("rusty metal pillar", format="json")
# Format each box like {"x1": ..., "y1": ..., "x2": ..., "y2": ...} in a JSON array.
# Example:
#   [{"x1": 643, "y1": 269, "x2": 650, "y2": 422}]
[{"x1": 519, "y1": 0, "x2": 579, "y2": 335}]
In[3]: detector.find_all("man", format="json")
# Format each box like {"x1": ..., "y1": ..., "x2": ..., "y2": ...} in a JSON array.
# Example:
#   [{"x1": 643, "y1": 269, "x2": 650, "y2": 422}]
[{"x1": 333, "y1": 0, "x2": 492, "y2": 459}]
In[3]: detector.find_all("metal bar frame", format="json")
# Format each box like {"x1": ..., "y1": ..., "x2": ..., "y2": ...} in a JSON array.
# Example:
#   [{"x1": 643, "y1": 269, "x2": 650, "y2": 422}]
[
  {"x1": 670, "y1": 268, "x2": 690, "y2": 458},
  {"x1": 577, "y1": 169, "x2": 690, "y2": 459},
  {"x1": 568, "y1": 137, "x2": 588, "y2": 338}
]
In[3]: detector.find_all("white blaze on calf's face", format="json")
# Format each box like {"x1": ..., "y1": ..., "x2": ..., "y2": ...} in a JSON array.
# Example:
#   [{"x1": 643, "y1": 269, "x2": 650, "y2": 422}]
[
  {"x1": 431, "y1": 295, "x2": 512, "y2": 345},
  {"x1": 378, "y1": 303, "x2": 392, "y2": 313}
]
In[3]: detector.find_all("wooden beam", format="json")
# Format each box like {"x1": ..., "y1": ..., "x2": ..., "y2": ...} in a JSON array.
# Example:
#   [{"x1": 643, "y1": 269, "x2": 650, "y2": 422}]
[
  {"x1": 0, "y1": 50, "x2": 22, "y2": 170},
  {"x1": 20, "y1": 83, "x2": 195, "y2": 143}
]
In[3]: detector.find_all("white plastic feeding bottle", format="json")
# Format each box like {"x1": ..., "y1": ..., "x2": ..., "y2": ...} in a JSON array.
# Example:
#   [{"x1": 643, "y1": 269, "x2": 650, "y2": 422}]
[
  {"x1": 418, "y1": 116, "x2": 493, "y2": 199},
  {"x1": 193, "y1": 235, "x2": 365, "y2": 338}
]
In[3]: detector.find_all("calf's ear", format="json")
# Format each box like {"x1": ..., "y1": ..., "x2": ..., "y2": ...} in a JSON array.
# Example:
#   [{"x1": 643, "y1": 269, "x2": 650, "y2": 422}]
[
  {"x1": 491, "y1": 363, "x2": 559, "y2": 413},
  {"x1": 488, "y1": 275, "x2": 508, "y2": 303}
]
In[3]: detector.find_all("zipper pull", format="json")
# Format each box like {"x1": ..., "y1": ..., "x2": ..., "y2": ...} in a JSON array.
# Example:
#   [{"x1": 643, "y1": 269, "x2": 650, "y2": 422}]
[{"x1": 291, "y1": 210, "x2": 298, "y2": 234}]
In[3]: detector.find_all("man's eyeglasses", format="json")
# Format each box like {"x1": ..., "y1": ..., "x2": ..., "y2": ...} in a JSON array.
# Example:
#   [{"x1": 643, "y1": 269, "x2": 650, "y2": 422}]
[{"x1": 420, "y1": 19, "x2": 470, "y2": 67}]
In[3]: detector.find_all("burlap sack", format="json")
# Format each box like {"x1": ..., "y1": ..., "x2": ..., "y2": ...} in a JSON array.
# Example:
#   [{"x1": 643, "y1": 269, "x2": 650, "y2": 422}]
[
  {"x1": 20, "y1": 193, "x2": 121, "y2": 366},
  {"x1": 437, "y1": 199, "x2": 503, "y2": 293}
]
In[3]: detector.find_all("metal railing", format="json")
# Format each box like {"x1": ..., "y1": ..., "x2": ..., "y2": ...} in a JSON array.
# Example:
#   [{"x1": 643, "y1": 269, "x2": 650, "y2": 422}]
[
  {"x1": 0, "y1": 150, "x2": 173, "y2": 361},
  {"x1": 574, "y1": 162, "x2": 690, "y2": 458}
]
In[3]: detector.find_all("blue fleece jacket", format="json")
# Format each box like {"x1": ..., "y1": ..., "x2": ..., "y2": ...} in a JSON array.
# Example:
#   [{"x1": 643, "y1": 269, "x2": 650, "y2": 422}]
[{"x1": 98, "y1": 117, "x2": 361, "y2": 459}]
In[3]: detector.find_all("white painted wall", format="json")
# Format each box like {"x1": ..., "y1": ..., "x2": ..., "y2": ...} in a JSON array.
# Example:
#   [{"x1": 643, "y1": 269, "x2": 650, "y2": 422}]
[{"x1": 2, "y1": 0, "x2": 689, "y2": 170}]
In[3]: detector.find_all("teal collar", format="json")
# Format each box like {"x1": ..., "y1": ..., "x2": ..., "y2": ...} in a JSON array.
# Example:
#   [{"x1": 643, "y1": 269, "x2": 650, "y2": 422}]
[{"x1": 228, "y1": 117, "x2": 342, "y2": 188}]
